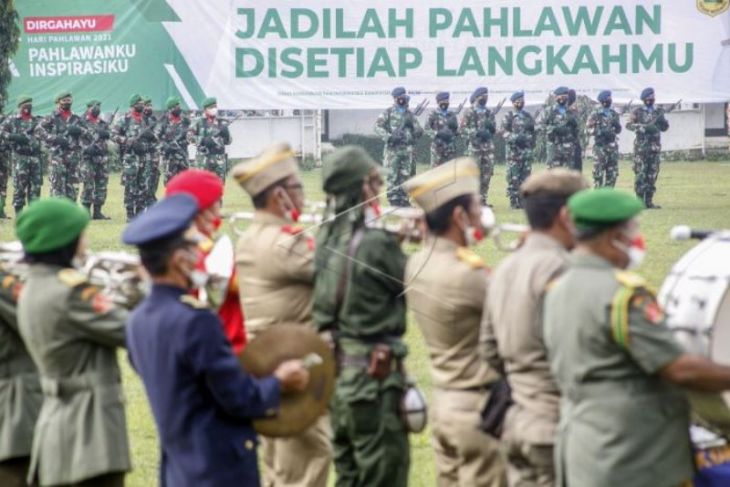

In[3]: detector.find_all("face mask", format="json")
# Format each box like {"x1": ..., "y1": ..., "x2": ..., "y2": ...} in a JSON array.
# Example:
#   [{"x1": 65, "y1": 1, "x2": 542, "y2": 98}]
[
  {"x1": 513, "y1": 101, "x2": 524, "y2": 111},
  {"x1": 363, "y1": 201, "x2": 382, "y2": 225},
  {"x1": 613, "y1": 234, "x2": 646, "y2": 270},
  {"x1": 439, "y1": 103, "x2": 449, "y2": 111},
  {"x1": 644, "y1": 99, "x2": 655, "y2": 108},
  {"x1": 397, "y1": 98, "x2": 407, "y2": 106},
  {"x1": 288, "y1": 208, "x2": 301, "y2": 223},
  {"x1": 180, "y1": 248, "x2": 209, "y2": 289},
  {"x1": 21, "y1": 106, "x2": 32, "y2": 115},
  {"x1": 478, "y1": 98, "x2": 487, "y2": 107},
  {"x1": 133, "y1": 105, "x2": 144, "y2": 113},
  {"x1": 171, "y1": 107, "x2": 182, "y2": 117},
  {"x1": 206, "y1": 108, "x2": 218, "y2": 117},
  {"x1": 90, "y1": 107, "x2": 101, "y2": 117},
  {"x1": 557, "y1": 97, "x2": 568, "y2": 106},
  {"x1": 60, "y1": 102, "x2": 72, "y2": 111},
  {"x1": 602, "y1": 101, "x2": 612, "y2": 109},
  {"x1": 212, "y1": 216, "x2": 222, "y2": 231}
]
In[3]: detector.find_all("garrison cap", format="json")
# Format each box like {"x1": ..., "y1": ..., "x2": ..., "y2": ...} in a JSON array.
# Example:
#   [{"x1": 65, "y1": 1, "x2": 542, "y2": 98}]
[
  {"x1": 520, "y1": 169, "x2": 588, "y2": 199},
  {"x1": 55, "y1": 91, "x2": 72, "y2": 103},
  {"x1": 470, "y1": 86, "x2": 488, "y2": 103},
  {"x1": 568, "y1": 188, "x2": 644, "y2": 230},
  {"x1": 166, "y1": 169, "x2": 223, "y2": 210},
  {"x1": 510, "y1": 91, "x2": 524, "y2": 102},
  {"x1": 129, "y1": 94, "x2": 143, "y2": 107},
  {"x1": 597, "y1": 90, "x2": 612, "y2": 103},
  {"x1": 16, "y1": 198, "x2": 89, "y2": 253},
  {"x1": 233, "y1": 143, "x2": 299, "y2": 197},
  {"x1": 202, "y1": 97, "x2": 217, "y2": 109},
  {"x1": 166, "y1": 96, "x2": 181, "y2": 110},
  {"x1": 436, "y1": 91, "x2": 450, "y2": 102},
  {"x1": 17, "y1": 95, "x2": 32, "y2": 107},
  {"x1": 322, "y1": 145, "x2": 377, "y2": 195},
  {"x1": 391, "y1": 86, "x2": 406, "y2": 98},
  {"x1": 405, "y1": 157, "x2": 479, "y2": 214},
  {"x1": 122, "y1": 194, "x2": 199, "y2": 246},
  {"x1": 640, "y1": 87, "x2": 655, "y2": 100},
  {"x1": 86, "y1": 99, "x2": 101, "y2": 108},
  {"x1": 554, "y1": 86, "x2": 570, "y2": 96}
]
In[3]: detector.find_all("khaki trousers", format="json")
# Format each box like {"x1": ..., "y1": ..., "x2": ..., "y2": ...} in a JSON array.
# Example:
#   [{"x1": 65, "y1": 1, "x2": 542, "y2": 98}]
[
  {"x1": 431, "y1": 388, "x2": 507, "y2": 487},
  {"x1": 503, "y1": 440, "x2": 554, "y2": 487}
]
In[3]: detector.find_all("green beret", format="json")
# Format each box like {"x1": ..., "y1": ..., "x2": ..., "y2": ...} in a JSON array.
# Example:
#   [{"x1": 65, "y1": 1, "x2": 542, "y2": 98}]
[
  {"x1": 16, "y1": 198, "x2": 90, "y2": 253},
  {"x1": 568, "y1": 188, "x2": 644, "y2": 230},
  {"x1": 166, "y1": 96, "x2": 181, "y2": 110},
  {"x1": 129, "y1": 94, "x2": 143, "y2": 107},
  {"x1": 322, "y1": 146, "x2": 376, "y2": 194},
  {"x1": 17, "y1": 95, "x2": 32, "y2": 107},
  {"x1": 142, "y1": 96, "x2": 152, "y2": 105},
  {"x1": 86, "y1": 99, "x2": 101, "y2": 108},
  {"x1": 201, "y1": 97, "x2": 217, "y2": 109},
  {"x1": 54, "y1": 91, "x2": 72, "y2": 103}
]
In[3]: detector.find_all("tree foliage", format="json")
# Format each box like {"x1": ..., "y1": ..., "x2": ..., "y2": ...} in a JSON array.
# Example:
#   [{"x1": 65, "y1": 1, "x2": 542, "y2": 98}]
[{"x1": 0, "y1": 0, "x2": 20, "y2": 112}]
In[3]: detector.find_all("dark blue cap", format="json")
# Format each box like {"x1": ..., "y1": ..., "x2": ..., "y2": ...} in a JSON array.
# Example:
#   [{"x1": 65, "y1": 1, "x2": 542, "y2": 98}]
[
  {"x1": 597, "y1": 90, "x2": 612, "y2": 103},
  {"x1": 554, "y1": 86, "x2": 570, "y2": 96},
  {"x1": 470, "y1": 86, "x2": 488, "y2": 103},
  {"x1": 640, "y1": 87, "x2": 655, "y2": 100},
  {"x1": 510, "y1": 91, "x2": 524, "y2": 102},
  {"x1": 391, "y1": 86, "x2": 406, "y2": 98},
  {"x1": 122, "y1": 194, "x2": 199, "y2": 246},
  {"x1": 436, "y1": 91, "x2": 449, "y2": 102}
]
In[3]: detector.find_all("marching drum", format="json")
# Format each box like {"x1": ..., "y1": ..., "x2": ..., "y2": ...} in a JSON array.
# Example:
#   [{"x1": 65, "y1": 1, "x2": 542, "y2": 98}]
[{"x1": 659, "y1": 228, "x2": 730, "y2": 435}]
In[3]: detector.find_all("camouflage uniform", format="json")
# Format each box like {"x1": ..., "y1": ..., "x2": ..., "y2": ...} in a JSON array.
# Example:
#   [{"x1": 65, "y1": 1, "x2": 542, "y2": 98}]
[
  {"x1": 35, "y1": 110, "x2": 86, "y2": 200},
  {"x1": 502, "y1": 109, "x2": 535, "y2": 207},
  {"x1": 460, "y1": 105, "x2": 496, "y2": 204},
  {"x1": 0, "y1": 118, "x2": 10, "y2": 217},
  {"x1": 541, "y1": 106, "x2": 579, "y2": 169},
  {"x1": 374, "y1": 106, "x2": 423, "y2": 206},
  {"x1": 142, "y1": 112, "x2": 160, "y2": 208},
  {"x1": 112, "y1": 111, "x2": 149, "y2": 219},
  {"x1": 79, "y1": 115, "x2": 111, "y2": 215},
  {"x1": 156, "y1": 114, "x2": 190, "y2": 185},
  {"x1": 188, "y1": 117, "x2": 231, "y2": 181},
  {"x1": 626, "y1": 106, "x2": 669, "y2": 206},
  {"x1": 0, "y1": 114, "x2": 43, "y2": 214},
  {"x1": 586, "y1": 107, "x2": 622, "y2": 188},
  {"x1": 425, "y1": 109, "x2": 459, "y2": 167}
]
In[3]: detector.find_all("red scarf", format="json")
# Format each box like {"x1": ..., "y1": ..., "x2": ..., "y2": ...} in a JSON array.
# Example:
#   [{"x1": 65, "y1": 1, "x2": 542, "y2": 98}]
[{"x1": 58, "y1": 109, "x2": 71, "y2": 121}]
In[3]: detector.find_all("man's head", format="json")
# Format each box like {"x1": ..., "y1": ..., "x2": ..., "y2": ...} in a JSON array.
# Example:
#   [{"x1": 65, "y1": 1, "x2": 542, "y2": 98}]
[
  {"x1": 123, "y1": 194, "x2": 201, "y2": 286},
  {"x1": 568, "y1": 188, "x2": 645, "y2": 269},
  {"x1": 87, "y1": 100, "x2": 101, "y2": 117},
  {"x1": 16, "y1": 197, "x2": 90, "y2": 267},
  {"x1": 597, "y1": 90, "x2": 612, "y2": 108},
  {"x1": 165, "y1": 169, "x2": 224, "y2": 237},
  {"x1": 520, "y1": 169, "x2": 589, "y2": 249},
  {"x1": 55, "y1": 91, "x2": 73, "y2": 111},
  {"x1": 166, "y1": 96, "x2": 182, "y2": 116},
  {"x1": 17, "y1": 95, "x2": 32, "y2": 115},
  {"x1": 321, "y1": 146, "x2": 379, "y2": 212},
  {"x1": 554, "y1": 86, "x2": 570, "y2": 106},
  {"x1": 202, "y1": 97, "x2": 218, "y2": 118},
  {"x1": 471, "y1": 86, "x2": 488, "y2": 106},
  {"x1": 129, "y1": 94, "x2": 144, "y2": 113},
  {"x1": 436, "y1": 91, "x2": 450, "y2": 111},
  {"x1": 233, "y1": 143, "x2": 304, "y2": 221},
  {"x1": 511, "y1": 90, "x2": 524, "y2": 110},
  {"x1": 405, "y1": 157, "x2": 484, "y2": 246},
  {"x1": 391, "y1": 86, "x2": 407, "y2": 107},
  {"x1": 142, "y1": 97, "x2": 153, "y2": 116},
  {"x1": 641, "y1": 87, "x2": 655, "y2": 107}
]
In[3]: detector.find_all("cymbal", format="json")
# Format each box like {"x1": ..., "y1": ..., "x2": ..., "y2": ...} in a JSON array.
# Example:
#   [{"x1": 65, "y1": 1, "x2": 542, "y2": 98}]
[{"x1": 239, "y1": 324, "x2": 335, "y2": 437}]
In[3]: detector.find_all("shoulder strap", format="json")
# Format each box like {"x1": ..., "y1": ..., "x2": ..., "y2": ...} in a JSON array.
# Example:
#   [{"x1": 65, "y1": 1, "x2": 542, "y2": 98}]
[{"x1": 333, "y1": 227, "x2": 366, "y2": 333}]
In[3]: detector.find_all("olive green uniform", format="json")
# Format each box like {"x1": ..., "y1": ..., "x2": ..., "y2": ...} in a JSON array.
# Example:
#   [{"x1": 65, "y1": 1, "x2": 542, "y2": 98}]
[
  {"x1": 17, "y1": 266, "x2": 131, "y2": 486},
  {"x1": 407, "y1": 238, "x2": 505, "y2": 487},
  {"x1": 0, "y1": 266, "x2": 42, "y2": 485},
  {"x1": 543, "y1": 254, "x2": 693, "y2": 487}
]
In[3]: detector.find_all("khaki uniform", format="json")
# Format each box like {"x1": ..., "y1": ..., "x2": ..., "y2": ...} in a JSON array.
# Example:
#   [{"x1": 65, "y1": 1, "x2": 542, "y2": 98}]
[
  {"x1": 481, "y1": 233, "x2": 568, "y2": 487},
  {"x1": 17, "y1": 265, "x2": 131, "y2": 486},
  {"x1": 543, "y1": 253, "x2": 692, "y2": 487},
  {"x1": 406, "y1": 238, "x2": 505, "y2": 487},
  {"x1": 236, "y1": 211, "x2": 331, "y2": 487},
  {"x1": 0, "y1": 267, "x2": 42, "y2": 485}
]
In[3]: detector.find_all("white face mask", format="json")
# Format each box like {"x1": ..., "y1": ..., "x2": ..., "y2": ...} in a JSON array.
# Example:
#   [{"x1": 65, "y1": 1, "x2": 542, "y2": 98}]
[
  {"x1": 180, "y1": 249, "x2": 209, "y2": 289},
  {"x1": 205, "y1": 107, "x2": 218, "y2": 117},
  {"x1": 613, "y1": 235, "x2": 646, "y2": 270}
]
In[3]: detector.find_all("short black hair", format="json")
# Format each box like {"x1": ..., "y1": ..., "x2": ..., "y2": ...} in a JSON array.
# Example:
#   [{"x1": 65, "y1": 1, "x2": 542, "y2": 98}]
[
  {"x1": 424, "y1": 194, "x2": 473, "y2": 235},
  {"x1": 575, "y1": 220, "x2": 628, "y2": 242},
  {"x1": 24, "y1": 237, "x2": 80, "y2": 268},
  {"x1": 524, "y1": 193, "x2": 569, "y2": 230},
  {"x1": 138, "y1": 234, "x2": 190, "y2": 277},
  {"x1": 252, "y1": 177, "x2": 288, "y2": 209}
]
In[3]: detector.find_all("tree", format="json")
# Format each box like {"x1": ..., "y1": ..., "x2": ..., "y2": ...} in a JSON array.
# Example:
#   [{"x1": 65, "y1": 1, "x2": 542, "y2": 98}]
[{"x1": 0, "y1": 0, "x2": 20, "y2": 112}]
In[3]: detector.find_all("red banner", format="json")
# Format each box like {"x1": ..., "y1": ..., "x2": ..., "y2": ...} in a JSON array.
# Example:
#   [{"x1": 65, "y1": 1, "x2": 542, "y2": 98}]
[{"x1": 24, "y1": 15, "x2": 115, "y2": 34}]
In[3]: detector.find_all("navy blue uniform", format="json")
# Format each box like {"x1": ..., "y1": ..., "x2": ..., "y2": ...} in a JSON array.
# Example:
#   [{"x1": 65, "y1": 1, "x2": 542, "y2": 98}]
[{"x1": 127, "y1": 284, "x2": 279, "y2": 487}]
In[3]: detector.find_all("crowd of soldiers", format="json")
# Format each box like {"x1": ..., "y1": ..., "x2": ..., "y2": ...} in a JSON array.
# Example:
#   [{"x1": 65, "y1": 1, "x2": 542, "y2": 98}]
[
  {"x1": 375, "y1": 85, "x2": 670, "y2": 210},
  {"x1": 0, "y1": 91, "x2": 231, "y2": 221}
]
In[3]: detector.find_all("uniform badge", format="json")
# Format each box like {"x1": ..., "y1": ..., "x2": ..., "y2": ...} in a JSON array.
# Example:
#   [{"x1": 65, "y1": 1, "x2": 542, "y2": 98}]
[{"x1": 697, "y1": 0, "x2": 729, "y2": 17}]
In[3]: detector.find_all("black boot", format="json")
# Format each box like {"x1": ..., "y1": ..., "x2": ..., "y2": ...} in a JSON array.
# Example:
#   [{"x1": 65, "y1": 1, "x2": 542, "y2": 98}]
[
  {"x1": 93, "y1": 205, "x2": 111, "y2": 220},
  {"x1": 14, "y1": 206, "x2": 23, "y2": 218},
  {"x1": 645, "y1": 196, "x2": 661, "y2": 209},
  {"x1": 83, "y1": 204, "x2": 92, "y2": 216}
]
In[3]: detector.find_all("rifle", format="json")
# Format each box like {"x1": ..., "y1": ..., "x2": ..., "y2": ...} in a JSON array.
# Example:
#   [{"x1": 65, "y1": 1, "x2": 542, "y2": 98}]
[
  {"x1": 107, "y1": 107, "x2": 119, "y2": 126},
  {"x1": 620, "y1": 100, "x2": 634, "y2": 116},
  {"x1": 413, "y1": 98, "x2": 429, "y2": 117},
  {"x1": 492, "y1": 98, "x2": 507, "y2": 117},
  {"x1": 220, "y1": 111, "x2": 245, "y2": 127},
  {"x1": 663, "y1": 99, "x2": 683, "y2": 114},
  {"x1": 455, "y1": 97, "x2": 468, "y2": 115}
]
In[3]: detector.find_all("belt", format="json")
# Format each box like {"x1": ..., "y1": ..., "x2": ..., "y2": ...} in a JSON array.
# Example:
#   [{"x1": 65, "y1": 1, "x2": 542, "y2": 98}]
[
  {"x1": 40, "y1": 373, "x2": 120, "y2": 397},
  {"x1": 435, "y1": 383, "x2": 494, "y2": 393},
  {"x1": 336, "y1": 352, "x2": 403, "y2": 373}
]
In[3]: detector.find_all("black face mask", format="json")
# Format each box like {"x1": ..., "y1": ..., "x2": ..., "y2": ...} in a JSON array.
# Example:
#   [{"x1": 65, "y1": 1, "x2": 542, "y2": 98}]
[
  {"x1": 133, "y1": 105, "x2": 144, "y2": 113},
  {"x1": 171, "y1": 107, "x2": 182, "y2": 117},
  {"x1": 144, "y1": 107, "x2": 152, "y2": 115},
  {"x1": 513, "y1": 101, "x2": 524, "y2": 110},
  {"x1": 478, "y1": 98, "x2": 487, "y2": 107},
  {"x1": 90, "y1": 107, "x2": 101, "y2": 117},
  {"x1": 602, "y1": 100, "x2": 612, "y2": 109},
  {"x1": 557, "y1": 97, "x2": 568, "y2": 106},
  {"x1": 644, "y1": 98, "x2": 655, "y2": 107},
  {"x1": 397, "y1": 98, "x2": 407, "y2": 106},
  {"x1": 21, "y1": 106, "x2": 32, "y2": 115},
  {"x1": 439, "y1": 103, "x2": 449, "y2": 111},
  {"x1": 60, "y1": 102, "x2": 72, "y2": 111}
]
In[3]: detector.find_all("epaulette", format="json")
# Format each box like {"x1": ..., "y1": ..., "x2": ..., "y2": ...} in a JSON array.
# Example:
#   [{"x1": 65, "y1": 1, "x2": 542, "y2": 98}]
[
  {"x1": 614, "y1": 270, "x2": 647, "y2": 289},
  {"x1": 456, "y1": 247, "x2": 486, "y2": 269},
  {"x1": 610, "y1": 272, "x2": 656, "y2": 349},
  {"x1": 180, "y1": 295, "x2": 208, "y2": 309},
  {"x1": 58, "y1": 268, "x2": 88, "y2": 288}
]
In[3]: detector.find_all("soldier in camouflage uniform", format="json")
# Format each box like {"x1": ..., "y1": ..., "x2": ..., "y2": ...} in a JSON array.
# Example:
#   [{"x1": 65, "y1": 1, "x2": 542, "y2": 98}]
[
  {"x1": 586, "y1": 90, "x2": 622, "y2": 188},
  {"x1": 142, "y1": 97, "x2": 161, "y2": 208},
  {"x1": 156, "y1": 96, "x2": 190, "y2": 184},
  {"x1": 0, "y1": 95, "x2": 43, "y2": 216},
  {"x1": 188, "y1": 97, "x2": 231, "y2": 181},
  {"x1": 113, "y1": 94, "x2": 150, "y2": 221},
  {"x1": 541, "y1": 87, "x2": 580, "y2": 169},
  {"x1": 460, "y1": 86, "x2": 497, "y2": 205},
  {"x1": 374, "y1": 87, "x2": 423, "y2": 207},
  {"x1": 0, "y1": 114, "x2": 10, "y2": 218},
  {"x1": 80, "y1": 100, "x2": 111, "y2": 219},
  {"x1": 501, "y1": 91, "x2": 536, "y2": 209},
  {"x1": 35, "y1": 92, "x2": 86, "y2": 200},
  {"x1": 424, "y1": 91, "x2": 459, "y2": 168},
  {"x1": 626, "y1": 87, "x2": 669, "y2": 209}
]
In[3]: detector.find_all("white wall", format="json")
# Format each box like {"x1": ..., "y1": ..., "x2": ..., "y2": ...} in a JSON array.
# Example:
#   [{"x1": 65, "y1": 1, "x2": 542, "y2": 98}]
[{"x1": 224, "y1": 112, "x2": 321, "y2": 160}]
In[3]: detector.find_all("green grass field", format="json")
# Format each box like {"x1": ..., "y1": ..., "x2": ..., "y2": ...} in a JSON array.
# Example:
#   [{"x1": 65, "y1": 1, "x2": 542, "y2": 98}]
[{"x1": 1, "y1": 159, "x2": 730, "y2": 486}]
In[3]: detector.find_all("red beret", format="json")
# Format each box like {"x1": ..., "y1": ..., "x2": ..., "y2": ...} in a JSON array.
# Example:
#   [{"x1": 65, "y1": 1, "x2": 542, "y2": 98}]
[{"x1": 165, "y1": 169, "x2": 223, "y2": 210}]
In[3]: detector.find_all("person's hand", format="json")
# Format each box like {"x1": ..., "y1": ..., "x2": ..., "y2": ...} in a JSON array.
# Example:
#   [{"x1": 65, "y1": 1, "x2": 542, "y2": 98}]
[{"x1": 274, "y1": 359, "x2": 310, "y2": 393}]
